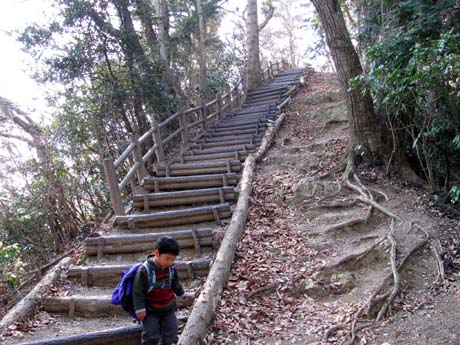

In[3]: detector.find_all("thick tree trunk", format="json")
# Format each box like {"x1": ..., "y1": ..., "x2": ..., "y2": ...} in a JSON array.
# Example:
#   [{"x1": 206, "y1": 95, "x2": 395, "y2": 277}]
[
  {"x1": 134, "y1": 0, "x2": 158, "y2": 53},
  {"x1": 246, "y1": 0, "x2": 263, "y2": 89},
  {"x1": 155, "y1": 0, "x2": 173, "y2": 95},
  {"x1": 311, "y1": 0, "x2": 385, "y2": 163},
  {"x1": 114, "y1": 0, "x2": 151, "y2": 133},
  {"x1": 197, "y1": 0, "x2": 209, "y2": 100}
]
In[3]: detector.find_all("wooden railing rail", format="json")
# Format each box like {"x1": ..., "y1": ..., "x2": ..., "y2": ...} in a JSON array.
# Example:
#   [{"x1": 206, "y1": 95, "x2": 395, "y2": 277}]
[{"x1": 103, "y1": 60, "x2": 289, "y2": 215}]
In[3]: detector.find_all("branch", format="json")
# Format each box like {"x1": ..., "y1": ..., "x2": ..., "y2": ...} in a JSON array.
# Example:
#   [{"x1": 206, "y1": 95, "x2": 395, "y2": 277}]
[
  {"x1": 259, "y1": 0, "x2": 275, "y2": 31},
  {"x1": 0, "y1": 132, "x2": 34, "y2": 146}
]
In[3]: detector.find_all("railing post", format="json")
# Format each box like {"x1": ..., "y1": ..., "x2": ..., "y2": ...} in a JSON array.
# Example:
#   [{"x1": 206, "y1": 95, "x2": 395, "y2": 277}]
[
  {"x1": 131, "y1": 133, "x2": 146, "y2": 183},
  {"x1": 216, "y1": 92, "x2": 223, "y2": 119},
  {"x1": 225, "y1": 92, "x2": 231, "y2": 116},
  {"x1": 152, "y1": 120, "x2": 165, "y2": 163},
  {"x1": 103, "y1": 158, "x2": 125, "y2": 216},
  {"x1": 200, "y1": 100, "x2": 207, "y2": 130},
  {"x1": 268, "y1": 61, "x2": 273, "y2": 80},
  {"x1": 179, "y1": 108, "x2": 189, "y2": 151},
  {"x1": 276, "y1": 61, "x2": 280, "y2": 75}
]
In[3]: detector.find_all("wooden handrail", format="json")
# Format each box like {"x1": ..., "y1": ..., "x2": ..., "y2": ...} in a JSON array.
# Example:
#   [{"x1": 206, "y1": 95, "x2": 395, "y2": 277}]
[{"x1": 103, "y1": 60, "x2": 289, "y2": 215}]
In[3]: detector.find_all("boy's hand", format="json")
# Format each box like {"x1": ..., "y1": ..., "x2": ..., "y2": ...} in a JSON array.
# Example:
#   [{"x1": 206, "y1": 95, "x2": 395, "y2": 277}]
[
  {"x1": 177, "y1": 293, "x2": 194, "y2": 307},
  {"x1": 136, "y1": 311, "x2": 146, "y2": 321}
]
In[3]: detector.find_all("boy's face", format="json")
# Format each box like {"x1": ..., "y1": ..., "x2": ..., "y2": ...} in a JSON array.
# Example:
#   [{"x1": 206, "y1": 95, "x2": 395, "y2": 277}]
[{"x1": 154, "y1": 249, "x2": 176, "y2": 269}]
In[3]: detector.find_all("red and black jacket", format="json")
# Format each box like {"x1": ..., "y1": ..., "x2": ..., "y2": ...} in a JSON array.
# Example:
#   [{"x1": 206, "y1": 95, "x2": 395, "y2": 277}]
[{"x1": 132, "y1": 255, "x2": 185, "y2": 315}]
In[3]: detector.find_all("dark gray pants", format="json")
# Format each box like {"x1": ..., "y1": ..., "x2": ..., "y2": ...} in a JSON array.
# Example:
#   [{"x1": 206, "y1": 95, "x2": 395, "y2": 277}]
[{"x1": 141, "y1": 310, "x2": 178, "y2": 345}]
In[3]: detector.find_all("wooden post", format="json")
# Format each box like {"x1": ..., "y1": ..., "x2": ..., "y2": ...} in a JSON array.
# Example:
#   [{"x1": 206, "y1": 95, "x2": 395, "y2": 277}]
[
  {"x1": 103, "y1": 158, "x2": 125, "y2": 216},
  {"x1": 131, "y1": 134, "x2": 146, "y2": 183},
  {"x1": 276, "y1": 61, "x2": 280, "y2": 75},
  {"x1": 216, "y1": 92, "x2": 223, "y2": 119},
  {"x1": 225, "y1": 92, "x2": 231, "y2": 116},
  {"x1": 268, "y1": 61, "x2": 273, "y2": 80},
  {"x1": 179, "y1": 108, "x2": 189, "y2": 151},
  {"x1": 232, "y1": 84, "x2": 239, "y2": 108},
  {"x1": 151, "y1": 120, "x2": 164, "y2": 163},
  {"x1": 201, "y1": 100, "x2": 208, "y2": 130}
]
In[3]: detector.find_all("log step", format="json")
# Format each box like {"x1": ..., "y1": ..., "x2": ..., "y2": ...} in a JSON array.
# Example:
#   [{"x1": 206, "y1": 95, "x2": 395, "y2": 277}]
[
  {"x1": 190, "y1": 137, "x2": 262, "y2": 149},
  {"x1": 113, "y1": 203, "x2": 232, "y2": 229},
  {"x1": 243, "y1": 100, "x2": 279, "y2": 108},
  {"x1": 85, "y1": 228, "x2": 215, "y2": 256},
  {"x1": 132, "y1": 187, "x2": 237, "y2": 209},
  {"x1": 217, "y1": 115, "x2": 274, "y2": 126},
  {"x1": 155, "y1": 160, "x2": 241, "y2": 176},
  {"x1": 203, "y1": 128, "x2": 264, "y2": 137},
  {"x1": 211, "y1": 120, "x2": 269, "y2": 130},
  {"x1": 183, "y1": 144, "x2": 256, "y2": 156},
  {"x1": 42, "y1": 295, "x2": 194, "y2": 318},
  {"x1": 15, "y1": 326, "x2": 142, "y2": 345},
  {"x1": 197, "y1": 133, "x2": 263, "y2": 144},
  {"x1": 142, "y1": 173, "x2": 238, "y2": 192},
  {"x1": 67, "y1": 259, "x2": 211, "y2": 287},
  {"x1": 174, "y1": 150, "x2": 248, "y2": 164}
]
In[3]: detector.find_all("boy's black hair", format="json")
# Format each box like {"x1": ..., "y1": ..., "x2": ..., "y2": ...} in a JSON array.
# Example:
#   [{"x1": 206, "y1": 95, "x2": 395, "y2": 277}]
[{"x1": 155, "y1": 237, "x2": 180, "y2": 256}]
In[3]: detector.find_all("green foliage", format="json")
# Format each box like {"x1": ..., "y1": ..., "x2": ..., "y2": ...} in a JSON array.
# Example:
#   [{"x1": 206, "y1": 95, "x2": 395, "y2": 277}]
[
  {"x1": 355, "y1": 0, "x2": 460, "y2": 191},
  {"x1": 448, "y1": 186, "x2": 460, "y2": 204},
  {"x1": 0, "y1": 243, "x2": 25, "y2": 286}
]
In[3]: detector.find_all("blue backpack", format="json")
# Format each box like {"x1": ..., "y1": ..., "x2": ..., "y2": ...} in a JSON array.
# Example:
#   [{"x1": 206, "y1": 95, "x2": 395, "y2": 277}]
[{"x1": 111, "y1": 261, "x2": 174, "y2": 321}]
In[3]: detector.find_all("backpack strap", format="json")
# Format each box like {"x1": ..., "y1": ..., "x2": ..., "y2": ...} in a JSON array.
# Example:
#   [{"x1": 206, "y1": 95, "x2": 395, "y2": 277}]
[
  {"x1": 143, "y1": 261, "x2": 175, "y2": 292},
  {"x1": 142, "y1": 261, "x2": 156, "y2": 294},
  {"x1": 169, "y1": 265, "x2": 174, "y2": 283}
]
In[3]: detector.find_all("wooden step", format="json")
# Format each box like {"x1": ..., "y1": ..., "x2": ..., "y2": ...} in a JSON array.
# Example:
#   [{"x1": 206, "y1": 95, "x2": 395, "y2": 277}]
[
  {"x1": 142, "y1": 173, "x2": 238, "y2": 192},
  {"x1": 203, "y1": 128, "x2": 264, "y2": 138},
  {"x1": 175, "y1": 150, "x2": 248, "y2": 164},
  {"x1": 133, "y1": 187, "x2": 237, "y2": 209},
  {"x1": 218, "y1": 114, "x2": 274, "y2": 125},
  {"x1": 197, "y1": 133, "x2": 263, "y2": 144},
  {"x1": 113, "y1": 203, "x2": 232, "y2": 228},
  {"x1": 15, "y1": 326, "x2": 142, "y2": 345},
  {"x1": 42, "y1": 294, "x2": 194, "y2": 318},
  {"x1": 190, "y1": 137, "x2": 262, "y2": 149},
  {"x1": 85, "y1": 228, "x2": 216, "y2": 256},
  {"x1": 183, "y1": 144, "x2": 256, "y2": 156},
  {"x1": 211, "y1": 120, "x2": 268, "y2": 130},
  {"x1": 243, "y1": 100, "x2": 279, "y2": 108},
  {"x1": 67, "y1": 259, "x2": 211, "y2": 287},
  {"x1": 155, "y1": 160, "x2": 241, "y2": 176}
]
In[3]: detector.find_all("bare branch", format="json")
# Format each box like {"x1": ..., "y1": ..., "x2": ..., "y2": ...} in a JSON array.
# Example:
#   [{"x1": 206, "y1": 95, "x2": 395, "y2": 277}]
[{"x1": 259, "y1": 0, "x2": 275, "y2": 31}]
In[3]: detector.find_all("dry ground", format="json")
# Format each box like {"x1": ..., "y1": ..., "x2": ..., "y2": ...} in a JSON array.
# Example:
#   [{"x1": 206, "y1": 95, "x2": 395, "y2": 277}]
[{"x1": 206, "y1": 72, "x2": 460, "y2": 345}]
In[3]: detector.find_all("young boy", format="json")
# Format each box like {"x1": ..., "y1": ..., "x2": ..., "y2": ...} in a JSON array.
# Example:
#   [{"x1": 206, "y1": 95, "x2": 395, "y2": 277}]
[{"x1": 133, "y1": 237, "x2": 187, "y2": 345}]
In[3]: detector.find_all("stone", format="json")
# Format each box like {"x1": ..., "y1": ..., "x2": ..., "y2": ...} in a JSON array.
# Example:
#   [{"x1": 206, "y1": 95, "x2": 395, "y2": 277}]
[
  {"x1": 304, "y1": 280, "x2": 329, "y2": 299},
  {"x1": 330, "y1": 272, "x2": 357, "y2": 294},
  {"x1": 292, "y1": 178, "x2": 316, "y2": 198}
]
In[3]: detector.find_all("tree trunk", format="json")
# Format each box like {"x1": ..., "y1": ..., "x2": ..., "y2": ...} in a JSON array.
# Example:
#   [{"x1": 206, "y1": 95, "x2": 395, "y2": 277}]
[
  {"x1": 114, "y1": 0, "x2": 151, "y2": 133},
  {"x1": 155, "y1": 0, "x2": 173, "y2": 95},
  {"x1": 197, "y1": 0, "x2": 209, "y2": 100},
  {"x1": 133, "y1": 0, "x2": 158, "y2": 53},
  {"x1": 246, "y1": 0, "x2": 263, "y2": 89},
  {"x1": 311, "y1": 0, "x2": 385, "y2": 163}
]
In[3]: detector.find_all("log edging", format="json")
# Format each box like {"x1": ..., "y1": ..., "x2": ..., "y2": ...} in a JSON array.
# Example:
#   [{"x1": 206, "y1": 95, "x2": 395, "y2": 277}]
[{"x1": 0, "y1": 257, "x2": 72, "y2": 334}]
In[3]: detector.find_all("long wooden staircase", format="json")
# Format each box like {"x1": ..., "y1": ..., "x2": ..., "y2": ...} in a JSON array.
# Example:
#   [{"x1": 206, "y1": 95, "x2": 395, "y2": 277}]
[{"x1": 4, "y1": 67, "x2": 306, "y2": 345}]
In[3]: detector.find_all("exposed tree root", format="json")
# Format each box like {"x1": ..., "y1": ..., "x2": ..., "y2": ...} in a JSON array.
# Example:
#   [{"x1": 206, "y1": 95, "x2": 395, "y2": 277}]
[
  {"x1": 324, "y1": 207, "x2": 372, "y2": 233},
  {"x1": 320, "y1": 237, "x2": 386, "y2": 273},
  {"x1": 306, "y1": 199, "x2": 358, "y2": 210},
  {"x1": 247, "y1": 284, "x2": 277, "y2": 299},
  {"x1": 312, "y1": 157, "x2": 447, "y2": 344}
]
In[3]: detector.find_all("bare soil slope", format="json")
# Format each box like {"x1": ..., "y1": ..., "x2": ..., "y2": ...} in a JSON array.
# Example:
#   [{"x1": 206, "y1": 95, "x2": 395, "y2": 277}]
[{"x1": 207, "y1": 72, "x2": 460, "y2": 345}]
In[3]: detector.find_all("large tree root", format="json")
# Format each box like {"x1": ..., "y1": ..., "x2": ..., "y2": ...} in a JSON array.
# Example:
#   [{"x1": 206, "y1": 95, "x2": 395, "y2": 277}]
[
  {"x1": 316, "y1": 158, "x2": 447, "y2": 344},
  {"x1": 320, "y1": 237, "x2": 387, "y2": 273}
]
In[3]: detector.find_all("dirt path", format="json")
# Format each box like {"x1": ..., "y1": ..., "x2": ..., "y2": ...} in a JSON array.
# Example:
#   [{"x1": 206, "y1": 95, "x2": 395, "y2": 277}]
[{"x1": 206, "y1": 72, "x2": 460, "y2": 345}]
